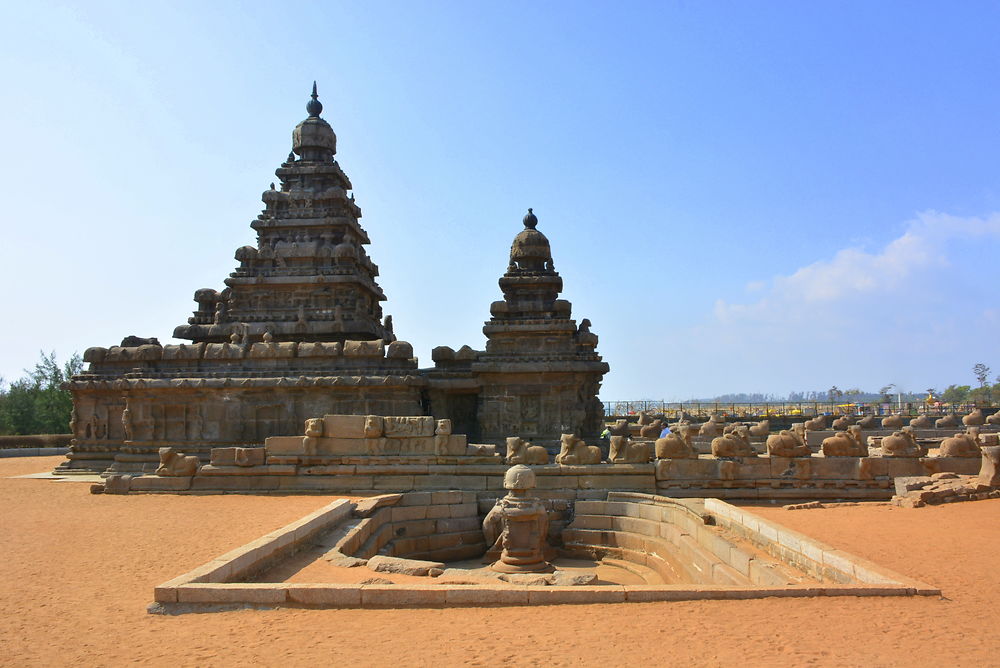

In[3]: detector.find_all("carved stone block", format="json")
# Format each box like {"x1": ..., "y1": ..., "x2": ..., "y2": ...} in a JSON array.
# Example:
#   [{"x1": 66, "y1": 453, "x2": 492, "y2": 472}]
[
  {"x1": 979, "y1": 445, "x2": 1000, "y2": 487},
  {"x1": 321, "y1": 414, "x2": 373, "y2": 438},
  {"x1": 343, "y1": 340, "x2": 384, "y2": 357},
  {"x1": 211, "y1": 447, "x2": 266, "y2": 467},
  {"x1": 384, "y1": 416, "x2": 435, "y2": 438}
]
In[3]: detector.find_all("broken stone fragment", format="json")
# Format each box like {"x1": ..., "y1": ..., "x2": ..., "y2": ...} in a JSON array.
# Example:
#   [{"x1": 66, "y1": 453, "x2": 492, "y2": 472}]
[{"x1": 367, "y1": 555, "x2": 447, "y2": 576}]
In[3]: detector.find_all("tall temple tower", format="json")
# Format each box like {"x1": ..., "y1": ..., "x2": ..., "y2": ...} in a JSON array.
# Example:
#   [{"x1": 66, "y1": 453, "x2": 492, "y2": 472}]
[
  {"x1": 428, "y1": 209, "x2": 609, "y2": 446},
  {"x1": 174, "y1": 83, "x2": 393, "y2": 345}
]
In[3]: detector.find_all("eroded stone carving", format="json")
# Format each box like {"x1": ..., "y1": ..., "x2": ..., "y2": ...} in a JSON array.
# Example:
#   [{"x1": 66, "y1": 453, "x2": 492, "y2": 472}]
[
  {"x1": 979, "y1": 445, "x2": 1000, "y2": 486},
  {"x1": 156, "y1": 447, "x2": 200, "y2": 476},
  {"x1": 555, "y1": 433, "x2": 601, "y2": 465},
  {"x1": 655, "y1": 425, "x2": 696, "y2": 459},
  {"x1": 609, "y1": 435, "x2": 652, "y2": 463},
  {"x1": 505, "y1": 437, "x2": 549, "y2": 465},
  {"x1": 638, "y1": 419, "x2": 663, "y2": 439},
  {"x1": 963, "y1": 409, "x2": 985, "y2": 427},
  {"x1": 880, "y1": 427, "x2": 924, "y2": 457},
  {"x1": 768, "y1": 428, "x2": 811, "y2": 457},
  {"x1": 821, "y1": 425, "x2": 867, "y2": 457},
  {"x1": 482, "y1": 465, "x2": 553, "y2": 573},
  {"x1": 936, "y1": 414, "x2": 960, "y2": 428},
  {"x1": 302, "y1": 418, "x2": 324, "y2": 455},
  {"x1": 939, "y1": 428, "x2": 982, "y2": 458},
  {"x1": 803, "y1": 415, "x2": 827, "y2": 431},
  {"x1": 909, "y1": 415, "x2": 934, "y2": 428},
  {"x1": 712, "y1": 426, "x2": 755, "y2": 458},
  {"x1": 881, "y1": 415, "x2": 906, "y2": 429}
]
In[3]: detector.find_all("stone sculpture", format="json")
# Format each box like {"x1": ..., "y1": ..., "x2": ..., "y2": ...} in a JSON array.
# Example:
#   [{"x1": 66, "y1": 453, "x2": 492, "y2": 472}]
[
  {"x1": 302, "y1": 418, "x2": 325, "y2": 455},
  {"x1": 979, "y1": 445, "x2": 1000, "y2": 486},
  {"x1": 555, "y1": 433, "x2": 602, "y2": 465},
  {"x1": 637, "y1": 411, "x2": 654, "y2": 426},
  {"x1": 748, "y1": 420, "x2": 770, "y2": 438},
  {"x1": 881, "y1": 415, "x2": 906, "y2": 429},
  {"x1": 963, "y1": 409, "x2": 985, "y2": 427},
  {"x1": 803, "y1": 415, "x2": 827, "y2": 431},
  {"x1": 831, "y1": 415, "x2": 856, "y2": 430},
  {"x1": 821, "y1": 425, "x2": 867, "y2": 457},
  {"x1": 987, "y1": 412, "x2": 1000, "y2": 426},
  {"x1": 482, "y1": 465, "x2": 553, "y2": 573},
  {"x1": 505, "y1": 437, "x2": 549, "y2": 465},
  {"x1": 939, "y1": 429, "x2": 982, "y2": 458},
  {"x1": 880, "y1": 427, "x2": 924, "y2": 458},
  {"x1": 909, "y1": 415, "x2": 934, "y2": 428},
  {"x1": 655, "y1": 425, "x2": 696, "y2": 459},
  {"x1": 606, "y1": 419, "x2": 630, "y2": 437},
  {"x1": 936, "y1": 414, "x2": 960, "y2": 428},
  {"x1": 711, "y1": 426, "x2": 755, "y2": 458},
  {"x1": 609, "y1": 435, "x2": 653, "y2": 463},
  {"x1": 638, "y1": 419, "x2": 663, "y2": 439},
  {"x1": 698, "y1": 415, "x2": 725, "y2": 437},
  {"x1": 858, "y1": 415, "x2": 881, "y2": 429},
  {"x1": 767, "y1": 429, "x2": 811, "y2": 457},
  {"x1": 155, "y1": 447, "x2": 200, "y2": 476}
]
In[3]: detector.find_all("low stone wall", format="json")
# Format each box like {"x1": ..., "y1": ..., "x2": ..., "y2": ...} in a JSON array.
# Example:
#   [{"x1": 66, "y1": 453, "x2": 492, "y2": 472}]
[{"x1": 0, "y1": 447, "x2": 70, "y2": 458}]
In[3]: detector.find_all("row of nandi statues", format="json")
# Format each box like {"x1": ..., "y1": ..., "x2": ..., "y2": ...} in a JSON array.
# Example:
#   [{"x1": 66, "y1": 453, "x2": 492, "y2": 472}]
[
  {"x1": 503, "y1": 423, "x2": 997, "y2": 467},
  {"x1": 621, "y1": 408, "x2": 999, "y2": 440}
]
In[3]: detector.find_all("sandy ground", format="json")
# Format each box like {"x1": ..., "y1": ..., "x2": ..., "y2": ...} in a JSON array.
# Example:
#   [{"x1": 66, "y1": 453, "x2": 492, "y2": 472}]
[{"x1": 2, "y1": 456, "x2": 999, "y2": 667}]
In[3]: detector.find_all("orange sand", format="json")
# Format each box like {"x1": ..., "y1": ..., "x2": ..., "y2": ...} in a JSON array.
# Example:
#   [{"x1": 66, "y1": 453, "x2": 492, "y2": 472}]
[{"x1": 2, "y1": 455, "x2": 999, "y2": 667}]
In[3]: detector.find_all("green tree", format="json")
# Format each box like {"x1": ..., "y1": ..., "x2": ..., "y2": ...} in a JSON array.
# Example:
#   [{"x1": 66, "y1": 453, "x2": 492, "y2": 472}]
[
  {"x1": 941, "y1": 384, "x2": 971, "y2": 405},
  {"x1": 0, "y1": 351, "x2": 82, "y2": 435}
]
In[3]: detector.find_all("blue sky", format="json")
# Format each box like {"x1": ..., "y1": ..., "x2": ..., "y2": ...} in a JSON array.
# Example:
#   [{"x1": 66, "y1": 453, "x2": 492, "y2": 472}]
[{"x1": 1, "y1": 1, "x2": 998, "y2": 399}]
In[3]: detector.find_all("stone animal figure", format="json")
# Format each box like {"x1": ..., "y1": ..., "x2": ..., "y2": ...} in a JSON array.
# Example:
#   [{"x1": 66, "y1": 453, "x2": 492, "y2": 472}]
[
  {"x1": 555, "y1": 433, "x2": 602, "y2": 465},
  {"x1": 767, "y1": 429, "x2": 811, "y2": 457},
  {"x1": 987, "y1": 412, "x2": 1000, "y2": 426},
  {"x1": 909, "y1": 415, "x2": 934, "y2": 429},
  {"x1": 939, "y1": 428, "x2": 982, "y2": 458},
  {"x1": 655, "y1": 425, "x2": 696, "y2": 459},
  {"x1": 803, "y1": 415, "x2": 827, "y2": 431},
  {"x1": 712, "y1": 426, "x2": 755, "y2": 458},
  {"x1": 963, "y1": 409, "x2": 985, "y2": 427},
  {"x1": 858, "y1": 415, "x2": 881, "y2": 429},
  {"x1": 881, "y1": 414, "x2": 906, "y2": 429},
  {"x1": 748, "y1": 420, "x2": 770, "y2": 438},
  {"x1": 637, "y1": 411, "x2": 653, "y2": 426},
  {"x1": 880, "y1": 427, "x2": 924, "y2": 457},
  {"x1": 821, "y1": 425, "x2": 867, "y2": 457},
  {"x1": 156, "y1": 447, "x2": 200, "y2": 476},
  {"x1": 936, "y1": 414, "x2": 960, "y2": 428},
  {"x1": 120, "y1": 335, "x2": 162, "y2": 347},
  {"x1": 606, "y1": 419, "x2": 630, "y2": 437},
  {"x1": 831, "y1": 415, "x2": 856, "y2": 430},
  {"x1": 638, "y1": 419, "x2": 663, "y2": 439},
  {"x1": 609, "y1": 435, "x2": 653, "y2": 463},
  {"x1": 505, "y1": 437, "x2": 549, "y2": 465},
  {"x1": 302, "y1": 417, "x2": 324, "y2": 455},
  {"x1": 698, "y1": 416, "x2": 725, "y2": 437}
]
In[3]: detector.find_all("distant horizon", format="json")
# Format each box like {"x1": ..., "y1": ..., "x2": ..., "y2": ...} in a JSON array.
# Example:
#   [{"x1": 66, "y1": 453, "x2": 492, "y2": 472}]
[{"x1": 1, "y1": 2, "x2": 998, "y2": 398}]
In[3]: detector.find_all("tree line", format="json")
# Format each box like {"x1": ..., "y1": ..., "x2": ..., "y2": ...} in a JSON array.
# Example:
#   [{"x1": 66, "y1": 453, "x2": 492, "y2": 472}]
[{"x1": 0, "y1": 352, "x2": 83, "y2": 435}]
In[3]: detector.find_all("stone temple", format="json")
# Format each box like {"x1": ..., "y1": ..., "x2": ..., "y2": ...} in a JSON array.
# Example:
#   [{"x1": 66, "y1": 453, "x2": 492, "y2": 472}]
[{"x1": 60, "y1": 85, "x2": 608, "y2": 475}]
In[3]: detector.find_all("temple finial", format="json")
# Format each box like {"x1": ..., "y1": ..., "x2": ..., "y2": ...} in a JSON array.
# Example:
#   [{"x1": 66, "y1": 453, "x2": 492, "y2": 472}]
[
  {"x1": 306, "y1": 81, "x2": 323, "y2": 117},
  {"x1": 523, "y1": 208, "x2": 538, "y2": 229}
]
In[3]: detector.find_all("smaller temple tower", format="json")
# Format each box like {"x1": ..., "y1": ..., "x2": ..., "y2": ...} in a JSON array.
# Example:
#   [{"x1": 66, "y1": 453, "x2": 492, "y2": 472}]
[{"x1": 469, "y1": 209, "x2": 608, "y2": 444}]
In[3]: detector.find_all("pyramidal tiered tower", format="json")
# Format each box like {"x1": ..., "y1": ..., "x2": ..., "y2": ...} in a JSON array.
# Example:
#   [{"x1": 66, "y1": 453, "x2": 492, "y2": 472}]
[
  {"x1": 429, "y1": 209, "x2": 609, "y2": 445},
  {"x1": 174, "y1": 83, "x2": 392, "y2": 344},
  {"x1": 60, "y1": 86, "x2": 423, "y2": 474}
]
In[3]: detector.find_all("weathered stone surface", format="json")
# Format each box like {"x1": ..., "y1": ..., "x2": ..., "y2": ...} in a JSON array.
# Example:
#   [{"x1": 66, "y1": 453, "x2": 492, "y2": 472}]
[
  {"x1": 210, "y1": 447, "x2": 266, "y2": 467},
  {"x1": 383, "y1": 416, "x2": 435, "y2": 438},
  {"x1": 367, "y1": 555, "x2": 446, "y2": 576}
]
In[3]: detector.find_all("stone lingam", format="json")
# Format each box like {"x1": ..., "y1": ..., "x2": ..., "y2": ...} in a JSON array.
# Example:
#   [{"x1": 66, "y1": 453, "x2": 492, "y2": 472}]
[{"x1": 483, "y1": 465, "x2": 556, "y2": 573}]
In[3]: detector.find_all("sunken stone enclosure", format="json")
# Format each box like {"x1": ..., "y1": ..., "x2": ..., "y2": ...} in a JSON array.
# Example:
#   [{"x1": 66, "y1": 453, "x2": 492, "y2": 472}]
[{"x1": 60, "y1": 86, "x2": 608, "y2": 476}]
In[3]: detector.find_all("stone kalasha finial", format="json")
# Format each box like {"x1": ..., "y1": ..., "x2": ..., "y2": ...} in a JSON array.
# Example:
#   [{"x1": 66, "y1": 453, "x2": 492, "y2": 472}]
[
  {"x1": 503, "y1": 464, "x2": 536, "y2": 490},
  {"x1": 523, "y1": 207, "x2": 538, "y2": 229},
  {"x1": 306, "y1": 81, "x2": 323, "y2": 117}
]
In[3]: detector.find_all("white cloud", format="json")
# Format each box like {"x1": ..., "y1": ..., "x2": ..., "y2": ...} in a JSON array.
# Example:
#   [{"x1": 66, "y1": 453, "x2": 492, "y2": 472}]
[{"x1": 654, "y1": 211, "x2": 1000, "y2": 397}]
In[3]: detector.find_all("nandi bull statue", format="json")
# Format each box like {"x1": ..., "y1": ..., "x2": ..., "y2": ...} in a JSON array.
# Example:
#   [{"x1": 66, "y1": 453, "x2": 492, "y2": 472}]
[
  {"x1": 766, "y1": 424, "x2": 811, "y2": 457},
  {"x1": 711, "y1": 425, "x2": 755, "y2": 458},
  {"x1": 655, "y1": 424, "x2": 697, "y2": 459},
  {"x1": 505, "y1": 437, "x2": 549, "y2": 465},
  {"x1": 609, "y1": 435, "x2": 653, "y2": 463},
  {"x1": 821, "y1": 425, "x2": 867, "y2": 457},
  {"x1": 156, "y1": 447, "x2": 200, "y2": 476},
  {"x1": 879, "y1": 426, "x2": 925, "y2": 457},
  {"x1": 939, "y1": 428, "x2": 983, "y2": 458},
  {"x1": 555, "y1": 433, "x2": 602, "y2": 465}
]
